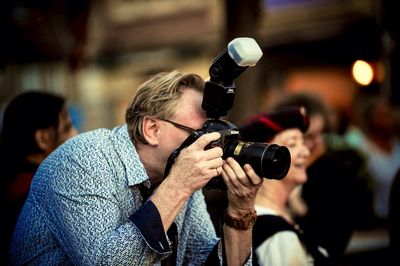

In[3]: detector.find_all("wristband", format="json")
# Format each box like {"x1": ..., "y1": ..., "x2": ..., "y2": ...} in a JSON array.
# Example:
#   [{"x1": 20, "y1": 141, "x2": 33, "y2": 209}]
[{"x1": 223, "y1": 209, "x2": 257, "y2": 230}]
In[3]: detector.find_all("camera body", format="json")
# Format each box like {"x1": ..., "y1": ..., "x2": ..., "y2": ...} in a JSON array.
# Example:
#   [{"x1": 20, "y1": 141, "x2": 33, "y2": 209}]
[
  {"x1": 189, "y1": 120, "x2": 240, "y2": 150},
  {"x1": 164, "y1": 38, "x2": 291, "y2": 188},
  {"x1": 180, "y1": 118, "x2": 291, "y2": 190}
]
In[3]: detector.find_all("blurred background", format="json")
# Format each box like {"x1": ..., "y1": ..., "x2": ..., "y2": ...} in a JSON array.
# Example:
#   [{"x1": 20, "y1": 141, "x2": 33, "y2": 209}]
[
  {"x1": 1, "y1": 0, "x2": 398, "y2": 131},
  {"x1": 0, "y1": 0, "x2": 399, "y2": 264}
]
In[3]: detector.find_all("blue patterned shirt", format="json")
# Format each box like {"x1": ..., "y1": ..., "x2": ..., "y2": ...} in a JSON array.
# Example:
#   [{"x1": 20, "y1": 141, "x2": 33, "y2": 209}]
[{"x1": 10, "y1": 125, "x2": 223, "y2": 265}]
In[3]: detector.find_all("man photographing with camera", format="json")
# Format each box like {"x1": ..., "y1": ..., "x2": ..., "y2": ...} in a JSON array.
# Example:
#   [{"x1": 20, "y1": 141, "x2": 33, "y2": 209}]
[{"x1": 10, "y1": 38, "x2": 267, "y2": 265}]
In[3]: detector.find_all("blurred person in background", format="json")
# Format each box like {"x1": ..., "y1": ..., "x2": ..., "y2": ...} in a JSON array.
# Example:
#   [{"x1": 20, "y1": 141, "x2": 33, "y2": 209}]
[
  {"x1": 388, "y1": 167, "x2": 400, "y2": 265},
  {"x1": 345, "y1": 91, "x2": 400, "y2": 222},
  {"x1": 239, "y1": 107, "x2": 331, "y2": 265},
  {"x1": 269, "y1": 92, "x2": 376, "y2": 263},
  {"x1": 0, "y1": 91, "x2": 78, "y2": 263}
]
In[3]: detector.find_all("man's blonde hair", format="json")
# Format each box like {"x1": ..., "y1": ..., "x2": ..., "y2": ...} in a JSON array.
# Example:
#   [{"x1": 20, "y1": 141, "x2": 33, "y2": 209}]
[{"x1": 126, "y1": 70, "x2": 205, "y2": 144}]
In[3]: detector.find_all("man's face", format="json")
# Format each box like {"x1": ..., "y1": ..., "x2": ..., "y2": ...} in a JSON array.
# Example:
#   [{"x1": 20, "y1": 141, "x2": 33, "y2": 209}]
[{"x1": 156, "y1": 88, "x2": 206, "y2": 170}]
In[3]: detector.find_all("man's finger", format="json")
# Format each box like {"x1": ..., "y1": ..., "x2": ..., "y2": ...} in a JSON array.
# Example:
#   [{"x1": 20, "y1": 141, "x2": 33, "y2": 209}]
[{"x1": 192, "y1": 132, "x2": 221, "y2": 150}]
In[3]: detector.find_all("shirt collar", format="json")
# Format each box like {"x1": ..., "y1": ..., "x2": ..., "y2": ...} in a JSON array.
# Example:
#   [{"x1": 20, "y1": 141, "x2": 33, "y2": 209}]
[{"x1": 111, "y1": 124, "x2": 149, "y2": 187}]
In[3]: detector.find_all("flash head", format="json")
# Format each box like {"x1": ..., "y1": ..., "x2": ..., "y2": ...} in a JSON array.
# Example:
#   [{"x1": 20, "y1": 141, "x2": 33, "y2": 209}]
[
  {"x1": 203, "y1": 37, "x2": 263, "y2": 118},
  {"x1": 228, "y1": 37, "x2": 263, "y2": 67},
  {"x1": 208, "y1": 37, "x2": 263, "y2": 85}
]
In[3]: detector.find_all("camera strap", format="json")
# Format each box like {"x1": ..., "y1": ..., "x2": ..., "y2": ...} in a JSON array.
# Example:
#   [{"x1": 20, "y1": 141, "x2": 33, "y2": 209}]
[
  {"x1": 164, "y1": 149, "x2": 180, "y2": 179},
  {"x1": 163, "y1": 132, "x2": 200, "y2": 179}
]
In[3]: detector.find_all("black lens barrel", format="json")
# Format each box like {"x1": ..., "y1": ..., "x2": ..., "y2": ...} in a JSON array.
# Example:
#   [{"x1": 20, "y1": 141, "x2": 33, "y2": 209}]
[{"x1": 224, "y1": 142, "x2": 291, "y2": 180}]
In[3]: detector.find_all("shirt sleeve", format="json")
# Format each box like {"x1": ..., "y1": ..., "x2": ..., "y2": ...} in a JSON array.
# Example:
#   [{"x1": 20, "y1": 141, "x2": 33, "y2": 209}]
[{"x1": 129, "y1": 200, "x2": 171, "y2": 254}]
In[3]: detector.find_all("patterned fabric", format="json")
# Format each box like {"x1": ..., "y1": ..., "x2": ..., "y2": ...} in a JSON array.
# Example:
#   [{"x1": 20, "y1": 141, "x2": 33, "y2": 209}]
[{"x1": 10, "y1": 125, "x2": 223, "y2": 265}]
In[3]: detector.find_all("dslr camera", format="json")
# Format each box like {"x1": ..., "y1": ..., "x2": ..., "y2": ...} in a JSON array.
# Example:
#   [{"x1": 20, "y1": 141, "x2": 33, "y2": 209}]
[{"x1": 164, "y1": 38, "x2": 291, "y2": 189}]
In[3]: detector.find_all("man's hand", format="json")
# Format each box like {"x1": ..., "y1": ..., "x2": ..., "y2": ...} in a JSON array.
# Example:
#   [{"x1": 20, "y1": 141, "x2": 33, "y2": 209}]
[
  {"x1": 221, "y1": 157, "x2": 263, "y2": 216},
  {"x1": 168, "y1": 132, "x2": 224, "y2": 195},
  {"x1": 152, "y1": 132, "x2": 224, "y2": 231}
]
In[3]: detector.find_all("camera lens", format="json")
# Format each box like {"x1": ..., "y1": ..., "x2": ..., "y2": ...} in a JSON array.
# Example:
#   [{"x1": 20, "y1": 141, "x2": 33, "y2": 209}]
[{"x1": 224, "y1": 141, "x2": 291, "y2": 180}]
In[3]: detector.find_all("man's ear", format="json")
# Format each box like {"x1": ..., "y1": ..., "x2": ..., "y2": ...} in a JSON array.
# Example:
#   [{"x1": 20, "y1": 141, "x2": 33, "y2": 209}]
[
  {"x1": 34, "y1": 128, "x2": 54, "y2": 153},
  {"x1": 142, "y1": 117, "x2": 160, "y2": 145}
]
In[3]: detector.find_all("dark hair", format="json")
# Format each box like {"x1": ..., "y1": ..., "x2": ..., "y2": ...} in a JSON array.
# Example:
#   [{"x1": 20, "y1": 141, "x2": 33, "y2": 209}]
[
  {"x1": 239, "y1": 107, "x2": 309, "y2": 142},
  {"x1": 270, "y1": 92, "x2": 331, "y2": 132},
  {"x1": 0, "y1": 91, "x2": 65, "y2": 162}
]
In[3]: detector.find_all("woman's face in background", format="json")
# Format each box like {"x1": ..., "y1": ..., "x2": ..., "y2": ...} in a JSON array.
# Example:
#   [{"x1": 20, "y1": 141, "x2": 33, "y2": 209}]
[{"x1": 271, "y1": 128, "x2": 310, "y2": 186}]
